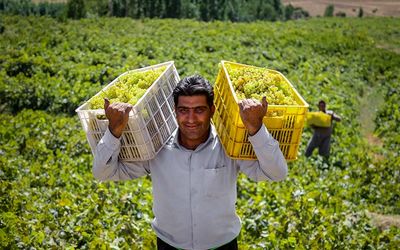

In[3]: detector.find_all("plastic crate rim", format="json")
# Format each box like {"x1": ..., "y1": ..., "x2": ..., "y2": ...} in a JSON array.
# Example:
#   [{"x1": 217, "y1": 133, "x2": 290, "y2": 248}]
[
  {"x1": 75, "y1": 61, "x2": 175, "y2": 114},
  {"x1": 219, "y1": 60, "x2": 309, "y2": 108}
]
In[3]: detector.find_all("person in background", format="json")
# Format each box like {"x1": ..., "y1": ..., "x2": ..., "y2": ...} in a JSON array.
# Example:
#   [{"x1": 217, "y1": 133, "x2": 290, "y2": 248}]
[
  {"x1": 93, "y1": 75, "x2": 287, "y2": 250},
  {"x1": 305, "y1": 100, "x2": 341, "y2": 158}
]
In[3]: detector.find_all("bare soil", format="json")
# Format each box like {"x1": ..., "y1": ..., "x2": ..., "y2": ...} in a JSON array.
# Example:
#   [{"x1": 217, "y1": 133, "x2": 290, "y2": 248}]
[
  {"x1": 281, "y1": 0, "x2": 400, "y2": 17},
  {"x1": 32, "y1": 0, "x2": 66, "y2": 3},
  {"x1": 368, "y1": 212, "x2": 400, "y2": 230}
]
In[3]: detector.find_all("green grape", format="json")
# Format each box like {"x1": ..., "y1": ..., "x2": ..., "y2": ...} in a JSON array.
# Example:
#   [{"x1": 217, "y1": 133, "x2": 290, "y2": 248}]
[
  {"x1": 226, "y1": 64, "x2": 297, "y2": 106},
  {"x1": 88, "y1": 66, "x2": 166, "y2": 109}
]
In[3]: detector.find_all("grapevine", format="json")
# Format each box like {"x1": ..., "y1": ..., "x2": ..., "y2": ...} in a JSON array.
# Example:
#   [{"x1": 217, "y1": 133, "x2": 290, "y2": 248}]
[{"x1": 88, "y1": 66, "x2": 166, "y2": 109}]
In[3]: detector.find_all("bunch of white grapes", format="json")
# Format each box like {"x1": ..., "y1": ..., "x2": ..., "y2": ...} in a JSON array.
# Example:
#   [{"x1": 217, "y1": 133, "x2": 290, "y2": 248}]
[
  {"x1": 226, "y1": 64, "x2": 297, "y2": 106},
  {"x1": 89, "y1": 66, "x2": 166, "y2": 109}
]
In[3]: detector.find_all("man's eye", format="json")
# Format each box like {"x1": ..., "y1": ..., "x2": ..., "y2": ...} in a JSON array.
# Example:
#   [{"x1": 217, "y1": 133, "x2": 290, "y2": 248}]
[
  {"x1": 177, "y1": 108, "x2": 188, "y2": 114},
  {"x1": 194, "y1": 107, "x2": 207, "y2": 114},
  {"x1": 177, "y1": 107, "x2": 208, "y2": 114}
]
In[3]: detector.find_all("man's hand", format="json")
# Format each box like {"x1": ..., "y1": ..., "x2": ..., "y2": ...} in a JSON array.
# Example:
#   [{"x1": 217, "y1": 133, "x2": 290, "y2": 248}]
[
  {"x1": 238, "y1": 96, "x2": 268, "y2": 136},
  {"x1": 104, "y1": 98, "x2": 133, "y2": 138},
  {"x1": 332, "y1": 113, "x2": 342, "y2": 122}
]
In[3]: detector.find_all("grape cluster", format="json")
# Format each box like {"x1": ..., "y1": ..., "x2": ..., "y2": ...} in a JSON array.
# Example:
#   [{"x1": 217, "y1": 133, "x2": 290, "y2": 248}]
[
  {"x1": 89, "y1": 67, "x2": 166, "y2": 109},
  {"x1": 226, "y1": 64, "x2": 297, "y2": 105}
]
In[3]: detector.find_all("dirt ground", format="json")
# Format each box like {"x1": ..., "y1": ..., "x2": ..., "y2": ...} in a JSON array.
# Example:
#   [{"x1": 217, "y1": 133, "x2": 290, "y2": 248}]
[{"x1": 281, "y1": 0, "x2": 400, "y2": 17}]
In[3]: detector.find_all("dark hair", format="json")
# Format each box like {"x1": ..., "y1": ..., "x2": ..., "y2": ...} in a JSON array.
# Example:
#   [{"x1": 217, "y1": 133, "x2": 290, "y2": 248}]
[
  {"x1": 173, "y1": 75, "x2": 214, "y2": 107},
  {"x1": 318, "y1": 100, "x2": 326, "y2": 105}
]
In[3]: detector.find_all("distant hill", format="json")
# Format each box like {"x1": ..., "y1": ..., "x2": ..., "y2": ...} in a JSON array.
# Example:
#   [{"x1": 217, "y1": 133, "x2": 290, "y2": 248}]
[
  {"x1": 281, "y1": 0, "x2": 400, "y2": 17},
  {"x1": 29, "y1": 0, "x2": 400, "y2": 18}
]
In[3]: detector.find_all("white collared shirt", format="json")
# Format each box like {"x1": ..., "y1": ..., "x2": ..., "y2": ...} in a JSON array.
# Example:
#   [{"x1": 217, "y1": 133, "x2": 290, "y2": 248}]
[{"x1": 93, "y1": 125, "x2": 287, "y2": 250}]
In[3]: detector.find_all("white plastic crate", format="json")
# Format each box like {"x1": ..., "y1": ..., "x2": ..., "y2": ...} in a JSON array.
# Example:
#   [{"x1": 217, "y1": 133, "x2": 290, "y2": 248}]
[{"x1": 76, "y1": 61, "x2": 179, "y2": 161}]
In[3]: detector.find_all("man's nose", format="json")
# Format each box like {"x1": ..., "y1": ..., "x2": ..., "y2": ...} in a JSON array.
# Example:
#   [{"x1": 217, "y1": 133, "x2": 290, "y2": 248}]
[{"x1": 187, "y1": 110, "x2": 196, "y2": 122}]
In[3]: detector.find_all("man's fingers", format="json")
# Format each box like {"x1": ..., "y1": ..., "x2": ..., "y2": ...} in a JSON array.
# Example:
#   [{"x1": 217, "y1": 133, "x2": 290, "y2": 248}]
[
  {"x1": 125, "y1": 104, "x2": 133, "y2": 115},
  {"x1": 105, "y1": 100, "x2": 132, "y2": 119},
  {"x1": 119, "y1": 103, "x2": 133, "y2": 113},
  {"x1": 111, "y1": 102, "x2": 132, "y2": 113},
  {"x1": 238, "y1": 100, "x2": 244, "y2": 110}
]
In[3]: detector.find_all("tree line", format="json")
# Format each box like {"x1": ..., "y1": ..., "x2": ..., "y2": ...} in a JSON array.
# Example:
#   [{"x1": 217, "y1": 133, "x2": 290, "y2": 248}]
[{"x1": 0, "y1": 0, "x2": 309, "y2": 21}]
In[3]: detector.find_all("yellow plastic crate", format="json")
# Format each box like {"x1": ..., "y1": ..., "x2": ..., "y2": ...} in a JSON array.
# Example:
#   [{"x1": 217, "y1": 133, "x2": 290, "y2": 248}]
[
  {"x1": 76, "y1": 61, "x2": 179, "y2": 161},
  {"x1": 212, "y1": 61, "x2": 309, "y2": 161},
  {"x1": 306, "y1": 112, "x2": 332, "y2": 127}
]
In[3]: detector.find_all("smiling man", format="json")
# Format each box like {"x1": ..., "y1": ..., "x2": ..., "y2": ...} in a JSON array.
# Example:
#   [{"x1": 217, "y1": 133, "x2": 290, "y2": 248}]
[
  {"x1": 93, "y1": 75, "x2": 287, "y2": 250},
  {"x1": 175, "y1": 95, "x2": 213, "y2": 150}
]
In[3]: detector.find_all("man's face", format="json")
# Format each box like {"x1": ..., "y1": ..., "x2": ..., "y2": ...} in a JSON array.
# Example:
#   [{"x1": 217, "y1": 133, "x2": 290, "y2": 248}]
[
  {"x1": 175, "y1": 95, "x2": 215, "y2": 150},
  {"x1": 318, "y1": 102, "x2": 326, "y2": 112}
]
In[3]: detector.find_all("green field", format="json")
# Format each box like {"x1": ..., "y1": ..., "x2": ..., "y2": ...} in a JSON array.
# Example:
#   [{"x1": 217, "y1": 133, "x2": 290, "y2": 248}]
[{"x1": 0, "y1": 15, "x2": 399, "y2": 249}]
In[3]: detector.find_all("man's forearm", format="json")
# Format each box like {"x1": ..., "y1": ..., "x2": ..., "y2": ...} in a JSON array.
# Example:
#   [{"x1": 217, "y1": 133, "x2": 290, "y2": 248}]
[
  {"x1": 92, "y1": 128, "x2": 122, "y2": 181},
  {"x1": 248, "y1": 125, "x2": 288, "y2": 181},
  {"x1": 92, "y1": 128, "x2": 150, "y2": 181}
]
